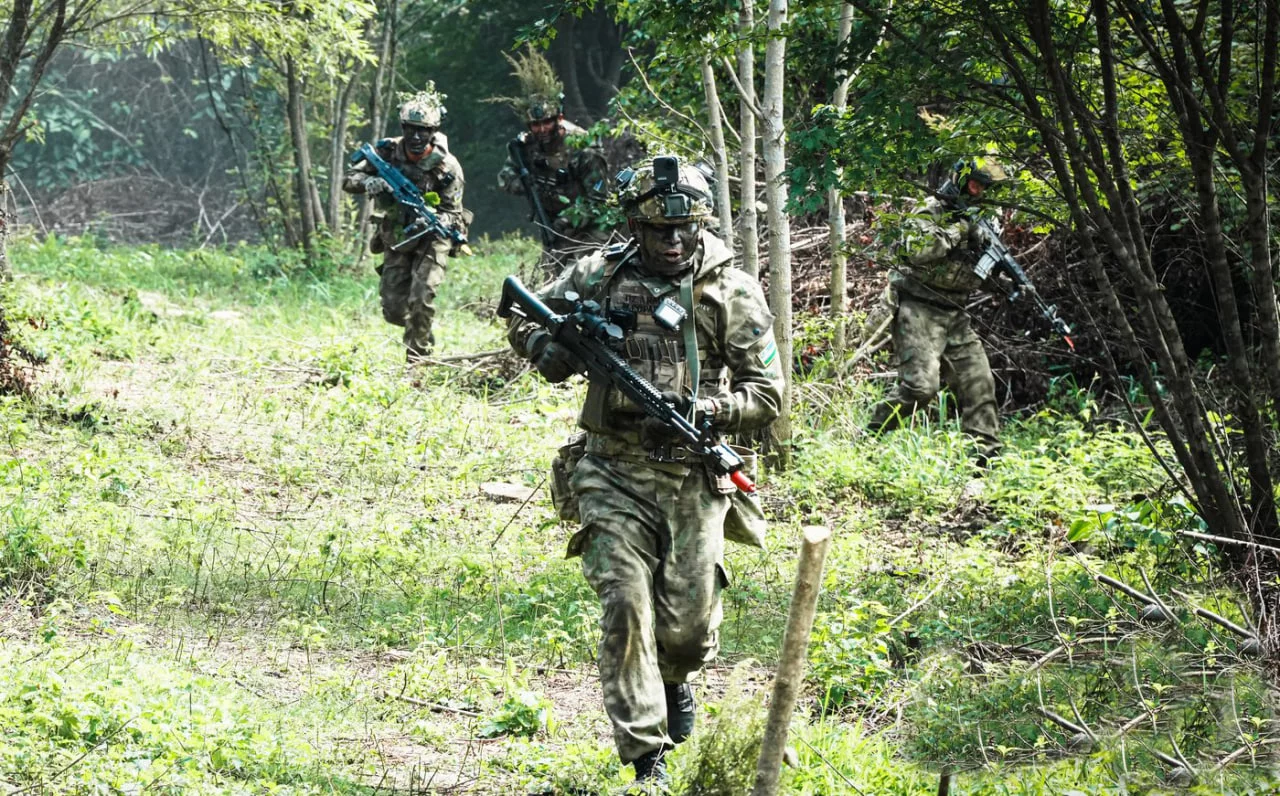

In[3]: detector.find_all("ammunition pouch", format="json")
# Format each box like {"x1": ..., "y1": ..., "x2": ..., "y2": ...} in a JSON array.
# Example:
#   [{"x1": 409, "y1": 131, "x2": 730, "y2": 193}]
[
  {"x1": 549, "y1": 431, "x2": 587, "y2": 523},
  {"x1": 721, "y1": 445, "x2": 767, "y2": 548}
]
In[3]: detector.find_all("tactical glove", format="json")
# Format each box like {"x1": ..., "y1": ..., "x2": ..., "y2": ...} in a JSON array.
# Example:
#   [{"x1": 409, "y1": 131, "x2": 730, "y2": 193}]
[
  {"x1": 362, "y1": 175, "x2": 391, "y2": 196},
  {"x1": 529, "y1": 331, "x2": 580, "y2": 384}
]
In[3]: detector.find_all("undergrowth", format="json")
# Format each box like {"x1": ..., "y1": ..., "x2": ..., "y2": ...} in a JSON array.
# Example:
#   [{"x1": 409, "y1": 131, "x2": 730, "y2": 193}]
[{"x1": 0, "y1": 234, "x2": 1273, "y2": 793}]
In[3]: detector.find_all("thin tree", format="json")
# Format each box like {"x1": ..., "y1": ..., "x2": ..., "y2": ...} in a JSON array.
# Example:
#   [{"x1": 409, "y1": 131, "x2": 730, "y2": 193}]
[
  {"x1": 356, "y1": 0, "x2": 396, "y2": 264},
  {"x1": 736, "y1": 0, "x2": 761, "y2": 278},
  {"x1": 827, "y1": 3, "x2": 855, "y2": 354},
  {"x1": 701, "y1": 53, "x2": 735, "y2": 254},
  {"x1": 761, "y1": 0, "x2": 793, "y2": 463},
  {"x1": 286, "y1": 56, "x2": 321, "y2": 264}
]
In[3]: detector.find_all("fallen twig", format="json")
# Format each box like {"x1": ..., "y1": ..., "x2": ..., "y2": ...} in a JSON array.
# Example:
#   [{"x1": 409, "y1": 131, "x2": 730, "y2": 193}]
[
  {"x1": 421, "y1": 348, "x2": 508, "y2": 365},
  {"x1": 380, "y1": 691, "x2": 481, "y2": 718}
]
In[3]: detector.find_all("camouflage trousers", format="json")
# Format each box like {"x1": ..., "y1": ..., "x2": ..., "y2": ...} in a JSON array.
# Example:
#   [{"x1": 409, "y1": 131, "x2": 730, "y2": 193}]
[
  {"x1": 377, "y1": 237, "x2": 450, "y2": 361},
  {"x1": 868, "y1": 292, "x2": 1000, "y2": 459},
  {"x1": 570, "y1": 453, "x2": 729, "y2": 764}
]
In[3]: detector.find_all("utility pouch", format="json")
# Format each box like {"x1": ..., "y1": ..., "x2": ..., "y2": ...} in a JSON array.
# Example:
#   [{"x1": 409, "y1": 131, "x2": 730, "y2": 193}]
[
  {"x1": 722, "y1": 445, "x2": 767, "y2": 548},
  {"x1": 549, "y1": 431, "x2": 587, "y2": 523},
  {"x1": 370, "y1": 213, "x2": 387, "y2": 254}
]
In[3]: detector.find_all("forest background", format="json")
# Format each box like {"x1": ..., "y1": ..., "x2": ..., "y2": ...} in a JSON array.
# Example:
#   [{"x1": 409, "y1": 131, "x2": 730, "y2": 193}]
[{"x1": 0, "y1": 0, "x2": 1278, "y2": 793}]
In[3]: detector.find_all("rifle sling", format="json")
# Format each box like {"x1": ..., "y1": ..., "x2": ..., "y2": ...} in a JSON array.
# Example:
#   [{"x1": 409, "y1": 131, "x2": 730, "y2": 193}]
[{"x1": 680, "y1": 271, "x2": 700, "y2": 407}]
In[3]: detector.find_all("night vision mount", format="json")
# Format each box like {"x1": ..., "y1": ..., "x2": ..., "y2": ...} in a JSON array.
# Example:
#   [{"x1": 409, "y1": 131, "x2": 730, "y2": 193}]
[{"x1": 616, "y1": 156, "x2": 710, "y2": 220}]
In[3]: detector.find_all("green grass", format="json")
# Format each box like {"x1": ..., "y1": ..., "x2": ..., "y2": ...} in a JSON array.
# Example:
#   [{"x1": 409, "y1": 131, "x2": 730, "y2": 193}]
[{"x1": 0, "y1": 233, "x2": 1275, "y2": 794}]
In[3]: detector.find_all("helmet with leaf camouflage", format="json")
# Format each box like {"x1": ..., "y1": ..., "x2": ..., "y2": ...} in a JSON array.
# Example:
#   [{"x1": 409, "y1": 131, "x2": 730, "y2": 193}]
[
  {"x1": 398, "y1": 83, "x2": 447, "y2": 128},
  {"x1": 616, "y1": 156, "x2": 714, "y2": 225},
  {"x1": 954, "y1": 156, "x2": 1008, "y2": 189},
  {"x1": 486, "y1": 47, "x2": 564, "y2": 122}
]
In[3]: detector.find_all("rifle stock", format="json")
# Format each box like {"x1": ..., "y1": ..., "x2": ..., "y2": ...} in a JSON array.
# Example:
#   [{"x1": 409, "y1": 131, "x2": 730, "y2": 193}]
[{"x1": 498, "y1": 275, "x2": 755, "y2": 492}]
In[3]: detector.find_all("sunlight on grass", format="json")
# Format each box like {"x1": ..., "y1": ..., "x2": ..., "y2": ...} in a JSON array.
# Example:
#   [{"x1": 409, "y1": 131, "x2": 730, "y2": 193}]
[{"x1": 0, "y1": 235, "x2": 1274, "y2": 794}]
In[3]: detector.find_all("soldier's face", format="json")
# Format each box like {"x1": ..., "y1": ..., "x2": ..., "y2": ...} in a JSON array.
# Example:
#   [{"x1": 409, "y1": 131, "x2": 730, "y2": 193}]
[
  {"x1": 528, "y1": 116, "x2": 562, "y2": 145},
  {"x1": 403, "y1": 124, "x2": 435, "y2": 159},
  {"x1": 965, "y1": 179, "x2": 986, "y2": 198},
  {"x1": 636, "y1": 221, "x2": 700, "y2": 274}
]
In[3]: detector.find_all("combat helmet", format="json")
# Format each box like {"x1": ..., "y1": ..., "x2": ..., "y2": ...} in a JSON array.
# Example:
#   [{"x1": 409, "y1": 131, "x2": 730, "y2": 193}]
[
  {"x1": 398, "y1": 83, "x2": 447, "y2": 129},
  {"x1": 616, "y1": 156, "x2": 714, "y2": 225},
  {"x1": 954, "y1": 157, "x2": 1008, "y2": 190},
  {"x1": 486, "y1": 47, "x2": 564, "y2": 125}
]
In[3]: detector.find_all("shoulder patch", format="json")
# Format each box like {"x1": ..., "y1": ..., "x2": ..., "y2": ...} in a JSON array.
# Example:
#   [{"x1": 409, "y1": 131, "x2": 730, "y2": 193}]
[{"x1": 760, "y1": 340, "x2": 778, "y2": 367}]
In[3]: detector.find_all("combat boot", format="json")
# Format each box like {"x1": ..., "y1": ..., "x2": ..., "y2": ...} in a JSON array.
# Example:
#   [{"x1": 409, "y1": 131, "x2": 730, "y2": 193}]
[
  {"x1": 404, "y1": 332, "x2": 435, "y2": 364},
  {"x1": 664, "y1": 683, "x2": 696, "y2": 745},
  {"x1": 631, "y1": 749, "x2": 668, "y2": 785}
]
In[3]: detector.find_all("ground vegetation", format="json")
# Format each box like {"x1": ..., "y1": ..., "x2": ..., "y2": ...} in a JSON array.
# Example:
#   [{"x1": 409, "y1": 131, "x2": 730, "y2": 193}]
[{"x1": 0, "y1": 235, "x2": 1273, "y2": 793}]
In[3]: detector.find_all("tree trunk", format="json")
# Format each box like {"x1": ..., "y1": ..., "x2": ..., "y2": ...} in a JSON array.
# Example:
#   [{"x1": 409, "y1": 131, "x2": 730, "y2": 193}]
[
  {"x1": 382, "y1": 0, "x2": 399, "y2": 125},
  {"x1": 827, "y1": 3, "x2": 854, "y2": 354},
  {"x1": 737, "y1": 0, "x2": 760, "y2": 278},
  {"x1": 555, "y1": 16, "x2": 592, "y2": 124},
  {"x1": 328, "y1": 73, "x2": 359, "y2": 236},
  {"x1": 701, "y1": 55, "x2": 735, "y2": 254},
  {"x1": 1235, "y1": 0, "x2": 1280, "y2": 408},
  {"x1": 286, "y1": 56, "x2": 318, "y2": 263},
  {"x1": 762, "y1": 0, "x2": 792, "y2": 466},
  {"x1": 0, "y1": 176, "x2": 11, "y2": 281},
  {"x1": 357, "y1": 0, "x2": 395, "y2": 265}
]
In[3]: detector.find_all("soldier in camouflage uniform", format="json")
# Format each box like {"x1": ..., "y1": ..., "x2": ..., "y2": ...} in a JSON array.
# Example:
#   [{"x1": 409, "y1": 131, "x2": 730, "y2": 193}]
[
  {"x1": 509, "y1": 158, "x2": 783, "y2": 786},
  {"x1": 344, "y1": 84, "x2": 469, "y2": 362},
  {"x1": 493, "y1": 49, "x2": 613, "y2": 277},
  {"x1": 868, "y1": 160, "x2": 1006, "y2": 464}
]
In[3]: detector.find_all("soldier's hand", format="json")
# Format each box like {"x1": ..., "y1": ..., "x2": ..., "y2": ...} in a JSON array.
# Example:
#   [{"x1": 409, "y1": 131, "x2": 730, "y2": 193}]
[
  {"x1": 362, "y1": 175, "x2": 391, "y2": 196},
  {"x1": 641, "y1": 392, "x2": 717, "y2": 448},
  {"x1": 529, "y1": 332, "x2": 580, "y2": 384},
  {"x1": 659, "y1": 390, "x2": 692, "y2": 416}
]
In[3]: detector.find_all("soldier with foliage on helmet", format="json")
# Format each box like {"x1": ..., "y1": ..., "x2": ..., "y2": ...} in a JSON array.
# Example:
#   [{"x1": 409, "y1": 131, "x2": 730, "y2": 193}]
[
  {"x1": 867, "y1": 158, "x2": 1008, "y2": 466},
  {"x1": 507, "y1": 157, "x2": 783, "y2": 788},
  {"x1": 344, "y1": 83, "x2": 470, "y2": 362},
  {"x1": 492, "y1": 48, "x2": 614, "y2": 277}
]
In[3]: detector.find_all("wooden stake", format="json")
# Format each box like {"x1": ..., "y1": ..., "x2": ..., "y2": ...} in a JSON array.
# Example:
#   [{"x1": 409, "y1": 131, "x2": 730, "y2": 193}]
[{"x1": 752, "y1": 525, "x2": 832, "y2": 796}]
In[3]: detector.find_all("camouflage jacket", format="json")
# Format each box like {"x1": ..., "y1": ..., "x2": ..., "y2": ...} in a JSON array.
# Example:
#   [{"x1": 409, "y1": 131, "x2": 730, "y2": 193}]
[
  {"x1": 498, "y1": 121, "x2": 610, "y2": 234},
  {"x1": 343, "y1": 133, "x2": 468, "y2": 251},
  {"x1": 889, "y1": 196, "x2": 986, "y2": 304},
  {"x1": 510, "y1": 231, "x2": 783, "y2": 455}
]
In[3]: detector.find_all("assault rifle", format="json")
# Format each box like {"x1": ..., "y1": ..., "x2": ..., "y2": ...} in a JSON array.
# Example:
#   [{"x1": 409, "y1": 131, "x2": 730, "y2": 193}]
[
  {"x1": 507, "y1": 136, "x2": 556, "y2": 249},
  {"x1": 971, "y1": 218, "x2": 1074, "y2": 351},
  {"x1": 349, "y1": 143, "x2": 468, "y2": 253},
  {"x1": 936, "y1": 179, "x2": 1073, "y2": 350},
  {"x1": 497, "y1": 275, "x2": 756, "y2": 494}
]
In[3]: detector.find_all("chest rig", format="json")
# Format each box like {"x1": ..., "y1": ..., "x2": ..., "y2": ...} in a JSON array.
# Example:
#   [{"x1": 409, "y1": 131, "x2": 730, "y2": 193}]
[
  {"x1": 894, "y1": 209, "x2": 985, "y2": 300},
  {"x1": 375, "y1": 140, "x2": 456, "y2": 247},
  {"x1": 531, "y1": 145, "x2": 582, "y2": 214},
  {"x1": 579, "y1": 258, "x2": 732, "y2": 434}
]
